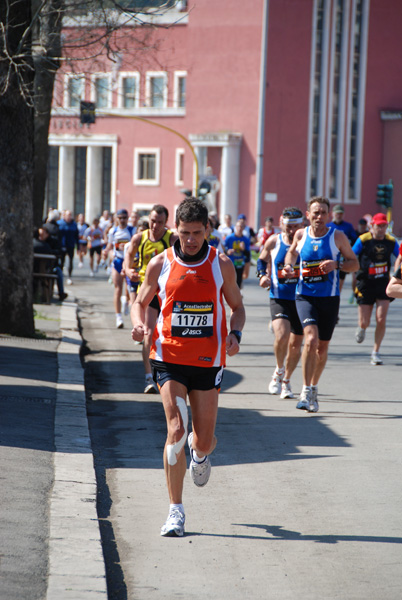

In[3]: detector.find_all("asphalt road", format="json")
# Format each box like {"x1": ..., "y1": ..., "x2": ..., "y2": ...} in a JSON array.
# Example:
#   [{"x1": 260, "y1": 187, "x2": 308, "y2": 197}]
[{"x1": 72, "y1": 260, "x2": 402, "y2": 600}]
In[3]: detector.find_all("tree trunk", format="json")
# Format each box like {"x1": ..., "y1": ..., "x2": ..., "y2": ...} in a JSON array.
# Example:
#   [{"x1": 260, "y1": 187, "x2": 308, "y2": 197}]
[
  {"x1": 32, "y1": 0, "x2": 63, "y2": 227},
  {"x1": 0, "y1": 0, "x2": 35, "y2": 336}
]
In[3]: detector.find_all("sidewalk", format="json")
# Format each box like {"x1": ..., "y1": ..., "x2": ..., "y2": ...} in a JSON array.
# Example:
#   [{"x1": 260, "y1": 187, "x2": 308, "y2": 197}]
[{"x1": 0, "y1": 299, "x2": 106, "y2": 599}]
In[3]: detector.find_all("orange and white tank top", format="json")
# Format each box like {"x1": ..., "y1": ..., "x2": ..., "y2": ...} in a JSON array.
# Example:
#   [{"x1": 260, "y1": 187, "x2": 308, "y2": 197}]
[{"x1": 150, "y1": 245, "x2": 227, "y2": 367}]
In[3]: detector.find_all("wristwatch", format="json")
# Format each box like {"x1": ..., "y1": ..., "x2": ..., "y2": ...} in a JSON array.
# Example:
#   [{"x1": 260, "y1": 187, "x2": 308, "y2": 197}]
[{"x1": 229, "y1": 330, "x2": 242, "y2": 344}]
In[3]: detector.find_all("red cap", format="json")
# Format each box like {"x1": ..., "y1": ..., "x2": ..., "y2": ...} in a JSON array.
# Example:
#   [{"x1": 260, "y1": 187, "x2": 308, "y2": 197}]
[{"x1": 371, "y1": 213, "x2": 388, "y2": 225}]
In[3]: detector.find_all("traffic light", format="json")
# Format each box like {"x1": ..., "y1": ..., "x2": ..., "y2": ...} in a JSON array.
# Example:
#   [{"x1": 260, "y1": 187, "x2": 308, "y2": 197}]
[
  {"x1": 376, "y1": 182, "x2": 393, "y2": 208},
  {"x1": 80, "y1": 101, "x2": 96, "y2": 125}
]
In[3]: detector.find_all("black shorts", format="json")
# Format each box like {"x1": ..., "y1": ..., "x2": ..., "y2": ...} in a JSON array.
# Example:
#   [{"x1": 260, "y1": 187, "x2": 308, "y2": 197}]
[
  {"x1": 355, "y1": 278, "x2": 393, "y2": 305},
  {"x1": 339, "y1": 270, "x2": 347, "y2": 280},
  {"x1": 89, "y1": 246, "x2": 102, "y2": 257},
  {"x1": 149, "y1": 294, "x2": 161, "y2": 313},
  {"x1": 296, "y1": 295, "x2": 340, "y2": 341},
  {"x1": 270, "y1": 298, "x2": 303, "y2": 336},
  {"x1": 150, "y1": 360, "x2": 224, "y2": 393}
]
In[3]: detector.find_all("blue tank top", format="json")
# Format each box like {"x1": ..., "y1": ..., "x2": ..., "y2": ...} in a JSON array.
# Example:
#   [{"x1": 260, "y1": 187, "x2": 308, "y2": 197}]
[
  {"x1": 270, "y1": 234, "x2": 300, "y2": 300},
  {"x1": 296, "y1": 227, "x2": 340, "y2": 297}
]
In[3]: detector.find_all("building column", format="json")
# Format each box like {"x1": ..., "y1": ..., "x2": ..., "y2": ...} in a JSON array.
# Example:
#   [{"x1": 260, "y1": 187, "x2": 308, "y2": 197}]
[
  {"x1": 58, "y1": 146, "x2": 75, "y2": 212},
  {"x1": 194, "y1": 146, "x2": 207, "y2": 184},
  {"x1": 220, "y1": 137, "x2": 242, "y2": 223},
  {"x1": 86, "y1": 146, "x2": 103, "y2": 222}
]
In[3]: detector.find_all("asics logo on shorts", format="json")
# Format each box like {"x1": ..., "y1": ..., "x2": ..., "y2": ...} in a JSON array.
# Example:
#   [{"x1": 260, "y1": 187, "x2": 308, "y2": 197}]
[
  {"x1": 275, "y1": 312, "x2": 288, "y2": 318},
  {"x1": 303, "y1": 317, "x2": 316, "y2": 323}
]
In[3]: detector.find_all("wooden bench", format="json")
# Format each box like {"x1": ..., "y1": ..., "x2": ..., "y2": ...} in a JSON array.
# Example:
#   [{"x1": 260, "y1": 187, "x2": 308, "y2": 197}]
[{"x1": 33, "y1": 253, "x2": 58, "y2": 304}]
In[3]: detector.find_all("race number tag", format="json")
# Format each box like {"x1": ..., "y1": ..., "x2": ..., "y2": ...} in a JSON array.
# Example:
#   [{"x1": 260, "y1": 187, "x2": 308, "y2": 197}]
[
  {"x1": 301, "y1": 261, "x2": 328, "y2": 283},
  {"x1": 278, "y1": 263, "x2": 299, "y2": 284},
  {"x1": 368, "y1": 262, "x2": 388, "y2": 278},
  {"x1": 171, "y1": 301, "x2": 214, "y2": 337}
]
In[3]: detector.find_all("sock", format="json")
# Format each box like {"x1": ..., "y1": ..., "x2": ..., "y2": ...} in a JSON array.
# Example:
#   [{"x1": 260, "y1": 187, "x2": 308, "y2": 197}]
[
  {"x1": 311, "y1": 385, "x2": 318, "y2": 391},
  {"x1": 302, "y1": 385, "x2": 311, "y2": 392},
  {"x1": 276, "y1": 366, "x2": 285, "y2": 374},
  {"x1": 192, "y1": 449, "x2": 206, "y2": 463},
  {"x1": 145, "y1": 373, "x2": 153, "y2": 382},
  {"x1": 116, "y1": 312, "x2": 122, "y2": 318},
  {"x1": 170, "y1": 503, "x2": 184, "y2": 514}
]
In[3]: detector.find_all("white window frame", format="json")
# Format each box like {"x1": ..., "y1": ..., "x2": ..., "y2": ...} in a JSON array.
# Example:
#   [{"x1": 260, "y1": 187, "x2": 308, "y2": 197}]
[
  {"x1": 305, "y1": 0, "x2": 331, "y2": 201},
  {"x1": 64, "y1": 73, "x2": 85, "y2": 109},
  {"x1": 90, "y1": 73, "x2": 113, "y2": 110},
  {"x1": 134, "y1": 148, "x2": 160, "y2": 186},
  {"x1": 325, "y1": 0, "x2": 349, "y2": 203},
  {"x1": 343, "y1": 0, "x2": 369, "y2": 205},
  {"x1": 117, "y1": 71, "x2": 140, "y2": 109},
  {"x1": 175, "y1": 148, "x2": 185, "y2": 186},
  {"x1": 145, "y1": 71, "x2": 168, "y2": 108},
  {"x1": 173, "y1": 70, "x2": 187, "y2": 109}
]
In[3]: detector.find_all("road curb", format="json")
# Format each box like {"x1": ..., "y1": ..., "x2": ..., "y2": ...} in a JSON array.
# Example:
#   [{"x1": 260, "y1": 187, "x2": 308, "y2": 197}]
[{"x1": 46, "y1": 301, "x2": 107, "y2": 599}]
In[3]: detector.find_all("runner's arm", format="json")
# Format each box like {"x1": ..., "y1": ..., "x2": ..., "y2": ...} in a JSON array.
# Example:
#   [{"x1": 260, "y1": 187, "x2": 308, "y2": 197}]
[
  {"x1": 131, "y1": 254, "x2": 163, "y2": 341},
  {"x1": 123, "y1": 232, "x2": 142, "y2": 278},
  {"x1": 335, "y1": 230, "x2": 359, "y2": 273},
  {"x1": 283, "y1": 229, "x2": 303, "y2": 274},
  {"x1": 220, "y1": 254, "x2": 246, "y2": 357},
  {"x1": 257, "y1": 234, "x2": 277, "y2": 288}
]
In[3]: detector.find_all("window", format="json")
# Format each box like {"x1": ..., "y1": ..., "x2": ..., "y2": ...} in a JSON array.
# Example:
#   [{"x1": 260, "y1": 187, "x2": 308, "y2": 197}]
[
  {"x1": 174, "y1": 71, "x2": 187, "y2": 108},
  {"x1": 348, "y1": 0, "x2": 365, "y2": 200},
  {"x1": 307, "y1": 0, "x2": 368, "y2": 204},
  {"x1": 175, "y1": 148, "x2": 184, "y2": 185},
  {"x1": 329, "y1": 0, "x2": 346, "y2": 199},
  {"x1": 146, "y1": 72, "x2": 167, "y2": 108},
  {"x1": 309, "y1": 0, "x2": 327, "y2": 197},
  {"x1": 91, "y1": 74, "x2": 112, "y2": 109},
  {"x1": 65, "y1": 75, "x2": 84, "y2": 108},
  {"x1": 134, "y1": 148, "x2": 160, "y2": 185},
  {"x1": 118, "y1": 73, "x2": 140, "y2": 108}
]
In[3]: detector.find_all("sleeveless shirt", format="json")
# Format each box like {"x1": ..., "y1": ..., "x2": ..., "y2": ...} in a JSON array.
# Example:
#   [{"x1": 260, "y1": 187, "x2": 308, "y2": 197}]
[
  {"x1": 296, "y1": 227, "x2": 340, "y2": 297},
  {"x1": 138, "y1": 228, "x2": 173, "y2": 284},
  {"x1": 150, "y1": 245, "x2": 227, "y2": 367},
  {"x1": 270, "y1": 233, "x2": 300, "y2": 300}
]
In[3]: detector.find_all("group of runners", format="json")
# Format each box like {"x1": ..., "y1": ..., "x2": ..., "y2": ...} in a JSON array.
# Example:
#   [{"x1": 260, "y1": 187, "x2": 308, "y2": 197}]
[{"x1": 51, "y1": 196, "x2": 402, "y2": 538}]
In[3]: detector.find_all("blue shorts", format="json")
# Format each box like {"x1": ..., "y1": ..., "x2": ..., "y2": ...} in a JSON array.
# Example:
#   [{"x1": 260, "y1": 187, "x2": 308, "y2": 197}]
[
  {"x1": 126, "y1": 277, "x2": 139, "y2": 294},
  {"x1": 113, "y1": 257, "x2": 124, "y2": 273},
  {"x1": 150, "y1": 360, "x2": 224, "y2": 393}
]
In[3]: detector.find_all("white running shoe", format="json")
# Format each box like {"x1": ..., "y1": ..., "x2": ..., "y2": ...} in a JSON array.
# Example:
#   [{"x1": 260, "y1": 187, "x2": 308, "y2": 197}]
[
  {"x1": 116, "y1": 315, "x2": 124, "y2": 329},
  {"x1": 308, "y1": 387, "x2": 319, "y2": 413},
  {"x1": 67, "y1": 278, "x2": 73, "y2": 285},
  {"x1": 371, "y1": 351, "x2": 383, "y2": 365},
  {"x1": 160, "y1": 508, "x2": 185, "y2": 537},
  {"x1": 144, "y1": 380, "x2": 158, "y2": 394},
  {"x1": 280, "y1": 380, "x2": 294, "y2": 399},
  {"x1": 188, "y1": 432, "x2": 211, "y2": 487},
  {"x1": 89, "y1": 271, "x2": 94, "y2": 277},
  {"x1": 296, "y1": 388, "x2": 311, "y2": 411},
  {"x1": 355, "y1": 327, "x2": 365, "y2": 343},
  {"x1": 78, "y1": 261, "x2": 83, "y2": 268},
  {"x1": 268, "y1": 368, "x2": 285, "y2": 395}
]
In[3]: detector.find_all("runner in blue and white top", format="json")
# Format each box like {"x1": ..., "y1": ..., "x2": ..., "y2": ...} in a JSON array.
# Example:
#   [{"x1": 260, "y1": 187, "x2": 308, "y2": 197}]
[
  {"x1": 283, "y1": 197, "x2": 359, "y2": 413},
  {"x1": 257, "y1": 207, "x2": 304, "y2": 400},
  {"x1": 104, "y1": 209, "x2": 135, "y2": 328}
]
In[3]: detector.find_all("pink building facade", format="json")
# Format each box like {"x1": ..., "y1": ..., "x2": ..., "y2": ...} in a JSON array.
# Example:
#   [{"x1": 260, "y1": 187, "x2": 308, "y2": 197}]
[{"x1": 48, "y1": 0, "x2": 402, "y2": 234}]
